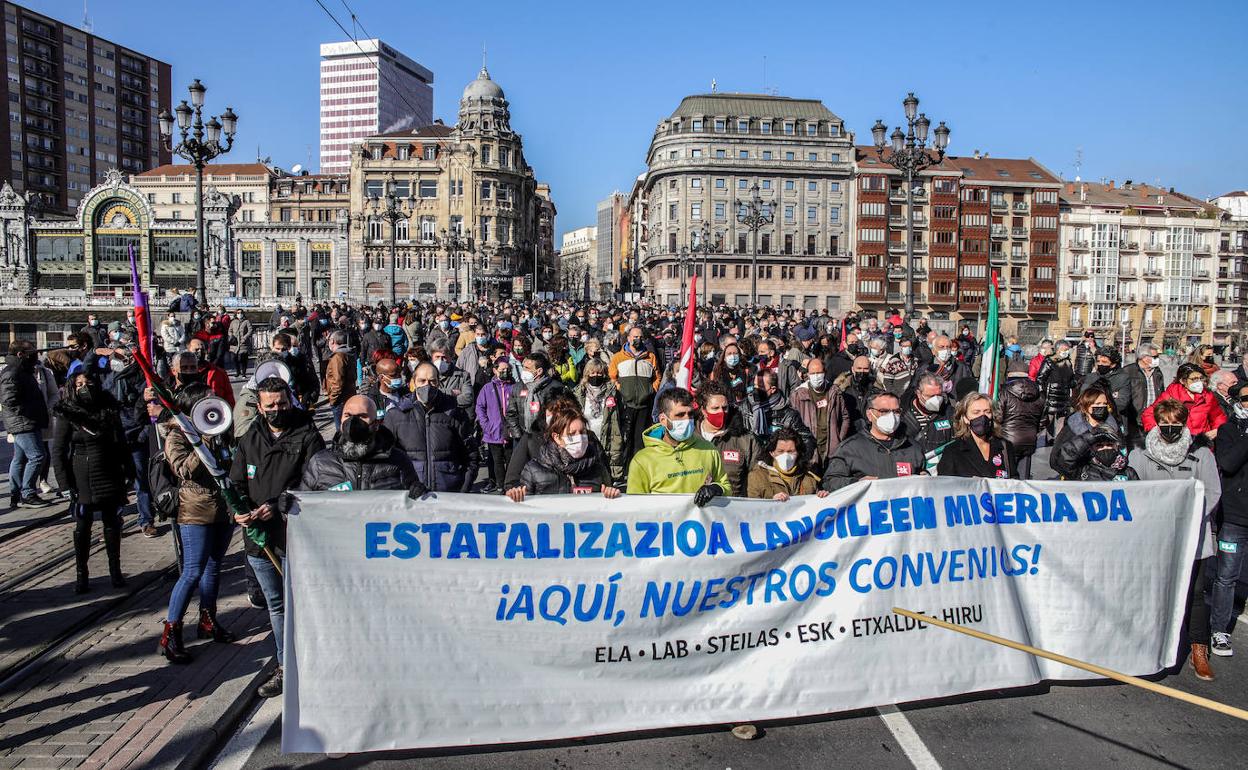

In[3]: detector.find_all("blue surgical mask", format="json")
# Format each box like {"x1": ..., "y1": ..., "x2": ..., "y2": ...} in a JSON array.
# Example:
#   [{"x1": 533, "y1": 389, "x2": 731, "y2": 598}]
[
  {"x1": 388, "y1": 377, "x2": 406, "y2": 390},
  {"x1": 666, "y1": 418, "x2": 694, "y2": 442}
]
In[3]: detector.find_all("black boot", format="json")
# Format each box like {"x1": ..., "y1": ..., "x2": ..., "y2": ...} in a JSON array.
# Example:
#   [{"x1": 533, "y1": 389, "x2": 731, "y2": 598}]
[
  {"x1": 196, "y1": 608, "x2": 237, "y2": 643},
  {"x1": 72, "y1": 526, "x2": 91, "y2": 594},
  {"x1": 103, "y1": 520, "x2": 125, "y2": 588},
  {"x1": 158, "y1": 621, "x2": 192, "y2": 664}
]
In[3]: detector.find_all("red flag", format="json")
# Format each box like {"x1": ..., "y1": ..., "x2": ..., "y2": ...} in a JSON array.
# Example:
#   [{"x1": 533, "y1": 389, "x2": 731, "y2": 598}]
[{"x1": 674, "y1": 275, "x2": 698, "y2": 390}]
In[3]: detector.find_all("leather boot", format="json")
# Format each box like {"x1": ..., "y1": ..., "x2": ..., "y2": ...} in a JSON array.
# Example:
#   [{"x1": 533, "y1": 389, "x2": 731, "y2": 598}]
[
  {"x1": 196, "y1": 608, "x2": 237, "y2": 643},
  {"x1": 158, "y1": 620, "x2": 192, "y2": 664},
  {"x1": 1190, "y1": 643, "x2": 1215, "y2": 681},
  {"x1": 72, "y1": 526, "x2": 91, "y2": 594},
  {"x1": 103, "y1": 521, "x2": 125, "y2": 588}
]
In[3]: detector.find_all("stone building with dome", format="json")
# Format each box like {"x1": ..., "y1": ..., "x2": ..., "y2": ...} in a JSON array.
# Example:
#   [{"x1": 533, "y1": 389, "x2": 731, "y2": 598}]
[{"x1": 347, "y1": 66, "x2": 556, "y2": 301}]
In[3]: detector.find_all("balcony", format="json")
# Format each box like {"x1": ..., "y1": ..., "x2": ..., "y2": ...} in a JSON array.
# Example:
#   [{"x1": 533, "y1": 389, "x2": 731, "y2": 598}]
[
  {"x1": 1118, "y1": 293, "x2": 1136, "y2": 303},
  {"x1": 1008, "y1": 301, "x2": 1028, "y2": 312},
  {"x1": 1118, "y1": 267, "x2": 1138, "y2": 278},
  {"x1": 1069, "y1": 264, "x2": 1089, "y2": 277},
  {"x1": 1009, "y1": 251, "x2": 1028, "y2": 263},
  {"x1": 1013, "y1": 202, "x2": 1030, "y2": 213},
  {"x1": 991, "y1": 199, "x2": 1008, "y2": 212},
  {"x1": 1066, "y1": 292, "x2": 1088, "y2": 302},
  {"x1": 1008, "y1": 277, "x2": 1027, "y2": 289},
  {"x1": 1068, "y1": 239, "x2": 1089, "y2": 250},
  {"x1": 991, "y1": 225, "x2": 1008, "y2": 239},
  {"x1": 885, "y1": 292, "x2": 928, "y2": 304},
  {"x1": 1194, "y1": 269, "x2": 1211, "y2": 280},
  {"x1": 1011, "y1": 227, "x2": 1028, "y2": 238},
  {"x1": 889, "y1": 189, "x2": 906, "y2": 202},
  {"x1": 990, "y1": 252, "x2": 1007, "y2": 265},
  {"x1": 1196, "y1": 245, "x2": 1211, "y2": 254},
  {"x1": 1144, "y1": 244, "x2": 1163, "y2": 254},
  {"x1": 1143, "y1": 268, "x2": 1163, "y2": 279},
  {"x1": 888, "y1": 242, "x2": 906, "y2": 253},
  {"x1": 1144, "y1": 294, "x2": 1163, "y2": 304},
  {"x1": 1121, "y1": 241, "x2": 1139, "y2": 251}
]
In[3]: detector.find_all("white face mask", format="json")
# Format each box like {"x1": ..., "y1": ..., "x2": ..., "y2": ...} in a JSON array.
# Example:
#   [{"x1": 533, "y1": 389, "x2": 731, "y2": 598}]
[
  {"x1": 874, "y1": 412, "x2": 900, "y2": 435},
  {"x1": 563, "y1": 433, "x2": 589, "y2": 459},
  {"x1": 936, "y1": 349, "x2": 952, "y2": 362},
  {"x1": 923, "y1": 394, "x2": 944, "y2": 412},
  {"x1": 1235, "y1": 403, "x2": 1248, "y2": 420},
  {"x1": 520, "y1": 370, "x2": 536, "y2": 384},
  {"x1": 1187, "y1": 380, "x2": 1205, "y2": 394},
  {"x1": 808, "y1": 373, "x2": 825, "y2": 389},
  {"x1": 774, "y1": 452, "x2": 797, "y2": 472},
  {"x1": 666, "y1": 418, "x2": 694, "y2": 442}
]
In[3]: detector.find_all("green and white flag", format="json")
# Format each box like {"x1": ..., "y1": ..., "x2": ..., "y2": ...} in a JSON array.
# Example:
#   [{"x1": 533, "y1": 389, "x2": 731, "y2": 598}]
[{"x1": 978, "y1": 270, "x2": 1001, "y2": 398}]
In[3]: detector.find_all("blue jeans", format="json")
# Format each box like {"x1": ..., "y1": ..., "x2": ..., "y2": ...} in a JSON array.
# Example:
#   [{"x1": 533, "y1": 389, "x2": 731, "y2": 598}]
[
  {"x1": 1211, "y1": 521, "x2": 1248, "y2": 634},
  {"x1": 130, "y1": 446, "x2": 153, "y2": 527},
  {"x1": 248, "y1": 552, "x2": 285, "y2": 666},
  {"x1": 167, "y1": 521, "x2": 233, "y2": 623},
  {"x1": 9, "y1": 431, "x2": 46, "y2": 498}
]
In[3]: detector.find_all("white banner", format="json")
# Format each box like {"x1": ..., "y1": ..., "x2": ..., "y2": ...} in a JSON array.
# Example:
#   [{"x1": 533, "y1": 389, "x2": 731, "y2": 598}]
[{"x1": 282, "y1": 478, "x2": 1203, "y2": 753}]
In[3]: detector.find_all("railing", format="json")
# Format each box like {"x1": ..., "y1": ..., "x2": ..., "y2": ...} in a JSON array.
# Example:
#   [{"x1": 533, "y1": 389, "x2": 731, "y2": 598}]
[
  {"x1": 1121, "y1": 242, "x2": 1139, "y2": 251},
  {"x1": 1144, "y1": 244, "x2": 1163, "y2": 253},
  {"x1": 1011, "y1": 227, "x2": 1028, "y2": 238},
  {"x1": 1066, "y1": 292, "x2": 1087, "y2": 302},
  {"x1": 1143, "y1": 268, "x2": 1163, "y2": 278},
  {"x1": 991, "y1": 200, "x2": 1008, "y2": 211},
  {"x1": 1069, "y1": 265, "x2": 1089, "y2": 276},
  {"x1": 991, "y1": 225, "x2": 1008, "y2": 238},
  {"x1": 1009, "y1": 302, "x2": 1027, "y2": 312},
  {"x1": 1144, "y1": 295, "x2": 1163, "y2": 303},
  {"x1": 1119, "y1": 267, "x2": 1138, "y2": 277},
  {"x1": 1195, "y1": 269, "x2": 1211, "y2": 279},
  {"x1": 1010, "y1": 252, "x2": 1029, "y2": 262},
  {"x1": 1013, "y1": 202, "x2": 1030, "y2": 213},
  {"x1": 1068, "y1": 239, "x2": 1089, "y2": 249},
  {"x1": 990, "y1": 253, "x2": 1007, "y2": 264}
]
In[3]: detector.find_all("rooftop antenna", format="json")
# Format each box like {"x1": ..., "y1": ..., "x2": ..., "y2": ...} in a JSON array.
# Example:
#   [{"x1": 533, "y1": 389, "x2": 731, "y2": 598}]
[
  {"x1": 482, "y1": 44, "x2": 487, "y2": 72},
  {"x1": 711, "y1": 78, "x2": 717, "y2": 93},
  {"x1": 1073, "y1": 146, "x2": 1083, "y2": 180},
  {"x1": 82, "y1": 0, "x2": 92, "y2": 32}
]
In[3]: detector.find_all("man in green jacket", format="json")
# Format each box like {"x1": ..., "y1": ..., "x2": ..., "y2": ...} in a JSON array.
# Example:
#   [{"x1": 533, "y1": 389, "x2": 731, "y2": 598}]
[{"x1": 627, "y1": 387, "x2": 730, "y2": 506}]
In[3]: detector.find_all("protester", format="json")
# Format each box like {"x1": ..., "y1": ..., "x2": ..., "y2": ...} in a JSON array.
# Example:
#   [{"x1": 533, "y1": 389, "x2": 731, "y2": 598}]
[
  {"x1": 1212, "y1": 380, "x2": 1248, "y2": 658},
  {"x1": 156, "y1": 384, "x2": 235, "y2": 665},
  {"x1": 1124, "y1": 343, "x2": 1165, "y2": 447},
  {"x1": 509, "y1": 406, "x2": 618, "y2": 498},
  {"x1": 229, "y1": 376, "x2": 325, "y2": 696},
  {"x1": 302, "y1": 395, "x2": 416, "y2": 493},
  {"x1": 475, "y1": 355, "x2": 513, "y2": 494},
  {"x1": 609, "y1": 325, "x2": 661, "y2": 459},
  {"x1": 1051, "y1": 385, "x2": 1121, "y2": 479},
  {"x1": 937, "y1": 392, "x2": 1018, "y2": 479},
  {"x1": 505, "y1": 352, "x2": 567, "y2": 440},
  {"x1": 626, "y1": 387, "x2": 729, "y2": 503},
  {"x1": 428, "y1": 338, "x2": 476, "y2": 411},
  {"x1": 103, "y1": 345, "x2": 158, "y2": 537},
  {"x1": 998, "y1": 358, "x2": 1044, "y2": 479},
  {"x1": 747, "y1": 426, "x2": 828, "y2": 501},
  {"x1": 1, "y1": 340, "x2": 51, "y2": 507},
  {"x1": 902, "y1": 373, "x2": 955, "y2": 458},
  {"x1": 574, "y1": 359, "x2": 626, "y2": 484},
  {"x1": 745, "y1": 370, "x2": 816, "y2": 462},
  {"x1": 1127, "y1": 398, "x2": 1221, "y2": 681},
  {"x1": 323, "y1": 330, "x2": 358, "y2": 425},
  {"x1": 822, "y1": 390, "x2": 926, "y2": 491},
  {"x1": 185, "y1": 338, "x2": 234, "y2": 405},
  {"x1": 1209, "y1": 369, "x2": 1237, "y2": 421},
  {"x1": 51, "y1": 371, "x2": 133, "y2": 593},
  {"x1": 229, "y1": 311, "x2": 253, "y2": 378},
  {"x1": 696, "y1": 380, "x2": 763, "y2": 497},
  {"x1": 1142, "y1": 363, "x2": 1226, "y2": 441},
  {"x1": 385, "y1": 362, "x2": 475, "y2": 495},
  {"x1": 788, "y1": 357, "x2": 849, "y2": 473}
]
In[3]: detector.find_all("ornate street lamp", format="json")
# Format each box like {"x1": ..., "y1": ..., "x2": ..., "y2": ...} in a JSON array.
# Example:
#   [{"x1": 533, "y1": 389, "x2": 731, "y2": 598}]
[
  {"x1": 872, "y1": 92, "x2": 949, "y2": 319},
  {"x1": 159, "y1": 79, "x2": 237, "y2": 305},
  {"x1": 438, "y1": 227, "x2": 473, "y2": 302},
  {"x1": 736, "y1": 182, "x2": 774, "y2": 306},
  {"x1": 367, "y1": 178, "x2": 413, "y2": 307},
  {"x1": 690, "y1": 218, "x2": 722, "y2": 303}
]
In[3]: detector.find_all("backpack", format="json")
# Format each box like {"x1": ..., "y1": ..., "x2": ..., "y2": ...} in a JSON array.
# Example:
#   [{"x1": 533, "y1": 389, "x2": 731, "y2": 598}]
[{"x1": 148, "y1": 432, "x2": 180, "y2": 521}]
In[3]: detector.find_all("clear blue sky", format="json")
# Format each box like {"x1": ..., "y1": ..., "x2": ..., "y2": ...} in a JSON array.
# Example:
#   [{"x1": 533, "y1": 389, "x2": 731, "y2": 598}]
[{"x1": 26, "y1": 0, "x2": 1248, "y2": 240}]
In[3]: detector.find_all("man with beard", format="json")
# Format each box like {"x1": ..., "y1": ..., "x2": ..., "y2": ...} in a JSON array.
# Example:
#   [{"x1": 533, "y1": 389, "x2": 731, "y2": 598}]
[{"x1": 229, "y1": 377, "x2": 325, "y2": 699}]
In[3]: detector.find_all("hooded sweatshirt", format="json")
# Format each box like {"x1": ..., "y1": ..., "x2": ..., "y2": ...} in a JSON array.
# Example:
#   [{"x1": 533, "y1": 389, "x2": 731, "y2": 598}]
[{"x1": 626, "y1": 424, "x2": 730, "y2": 495}]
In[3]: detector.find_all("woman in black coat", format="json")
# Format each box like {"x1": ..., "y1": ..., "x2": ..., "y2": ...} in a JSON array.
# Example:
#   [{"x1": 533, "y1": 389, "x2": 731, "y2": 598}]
[
  {"x1": 51, "y1": 370, "x2": 135, "y2": 593},
  {"x1": 937, "y1": 392, "x2": 1018, "y2": 479},
  {"x1": 510, "y1": 406, "x2": 619, "y2": 499}
]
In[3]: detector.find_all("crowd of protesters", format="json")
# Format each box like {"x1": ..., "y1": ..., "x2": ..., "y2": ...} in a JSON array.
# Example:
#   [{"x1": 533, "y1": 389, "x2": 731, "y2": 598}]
[{"x1": 2, "y1": 293, "x2": 1247, "y2": 697}]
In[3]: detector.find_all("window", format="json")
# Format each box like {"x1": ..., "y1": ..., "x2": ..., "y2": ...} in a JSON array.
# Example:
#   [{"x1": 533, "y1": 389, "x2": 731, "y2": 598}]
[
  {"x1": 830, "y1": 207, "x2": 840, "y2": 222},
  {"x1": 738, "y1": 179, "x2": 748, "y2": 189},
  {"x1": 783, "y1": 235, "x2": 794, "y2": 255},
  {"x1": 962, "y1": 213, "x2": 989, "y2": 227},
  {"x1": 498, "y1": 219, "x2": 511, "y2": 245},
  {"x1": 668, "y1": 203, "x2": 677, "y2": 219},
  {"x1": 368, "y1": 218, "x2": 383, "y2": 241},
  {"x1": 394, "y1": 219, "x2": 409, "y2": 241},
  {"x1": 692, "y1": 119, "x2": 703, "y2": 132},
  {"x1": 762, "y1": 151, "x2": 773, "y2": 160},
  {"x1": 761, "y1": 121, "x2": 771, "y2": 134},
  {"x1": 830, "y1": 182, "x2": 840, "y2": 193},
  {"x1": 481, "y1": 145, "x2": 491, "y2": 163},
  {"x1": 480, "y1": 181, "x2": 492, "y2": 199},
  {"x1": 830, "y1": 153, "x2": 840, "y2": 162},
  {"x1": 421, "y1": 218, "x2": 436, "y2": 243},
  {"x1": 669, "y1": 150, "x2": 678, "y2": 160},
  {"x1": 276, "y1": 247, "x2": 296, "y2": 272},
  {"x1": 806, "y1": 235, "x2": 817, "y2": 254},
  {"x1": 784, "y1": 122, "x2": 794, "y2": 135},
  {"x1": 691, "y1": 149, "x2": 703, "y2": 158},
  {"x1": 808, "y1": 181, "x2": 818, "y2": 192},
  {"x1": 669, "y1": 233, "x2": 678, "y2": 252},
  {"x1": 690, "y1": 178, "x2": 702, "y2": 188},
  {"x1": 1034, "y1": 190, "x2": 1057, "y2": 204},
  {"x1": 859, "y1": 228, "x2": 885, "y2": 242},
  {"x1": 396, "y1": 145, "x2": 410, "y2": 161},
  {"x1": 807, "y1": 206, "x2": 817, "y2": 223},
  {"x1": 480, "y1": 216, "x2": 491, "y2": 242},
  {"x1": 761, "y1": 234, "x2": 771, "y2": 253},
  {"x1": 715, "y1": 202, "x2": 725, "y2": 219},
  {"x1": 737, "y1": 234, "x2": 747, "y2": 253},
  {"x1": 934, "y1": 178, "x2": 957, "y2": 193},
  {"x1": 738, "y1": 120, "x2": 749, "y2": 132},
  {"x1": 785, "y1": 180, "x2": 795, "y2": 191},
  {"x1": 714, "y1": 119, "x2": 725, "y2": 132},
  {"x1": 860, "y1": 202, "x2": 886, "y2": 217},
  {"x1": 739, "y1": 150, "x2": 749, "y2": 159},
  {"x1": 691, "y1": 202, "x2": 701, "y2": 220},
  {"x1": 715, "y1": 149, "x2": 726, "y2": 158},
  {"x1": 806, "y1": 124, "x2": 818, "y2": 136},
  {"x1": 423, "y1": 145, "x2": 437, "y2": 160},
  {"x1": 808, "y1": 152, "x2": 818, "y2": 162},
  {"x1": 418, "y1": 180, "x2": 437, "y2": 197},
  {"x1": 761, "y1": 180, "x2": 771, "y2": 190},
  {"x1": 171, "y1": 192, "x2": 181, "y2": 204},
  {"x1": 500, "y1": 148, "x2": 510, "y2": 167},
  {"x1": 1034, "y1": 215, "x2": 1057, "y2": 230},
  {"x1": 785, "y1": 151, "x2": 795, "y2": 161},
  {"x1": 715, "y1": 178, "x2": 726, "y2": 189},
  {"x1": 860, "y1": 176, "x2": 885, "y2": 191},
  {"x1": 784, "y1": 204, "x2": 795, "y2": 222},
  {"x1": 829, "y1": 235, "x2": 839, "y2": 255}
]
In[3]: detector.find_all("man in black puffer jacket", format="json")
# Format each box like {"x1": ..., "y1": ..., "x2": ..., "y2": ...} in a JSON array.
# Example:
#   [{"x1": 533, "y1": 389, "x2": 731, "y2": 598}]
[
  {"x1": 383, "y1": 362, "x2": 476, "y2": 494},
  {"x1": 999, "y1": 359, "x2": 1045, "y2": 479},
  {"x1": 301, "y1": 395, "x2": 416, "y2": 492}
]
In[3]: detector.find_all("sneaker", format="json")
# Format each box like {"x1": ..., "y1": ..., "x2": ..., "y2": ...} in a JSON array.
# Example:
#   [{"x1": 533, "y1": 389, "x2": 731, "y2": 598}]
[
  {"x1": 142, "y1": 524, "x2": 160, "y2": 538},
  {"x1": 38, "y1": 479, "x2": 53, "y2": 494},
  {"x1": 248, "y1": 592, "x2": 268, "y2": 610},
  {"x1": 1211, "y1": 632, "x2": 1233, "y2": 657},
  {"x1": 19, "y1": 494, "x2": 49, "y2": 507},
  {"x1": 257, "y1": 667, "x2": 283, "y2": 698}
]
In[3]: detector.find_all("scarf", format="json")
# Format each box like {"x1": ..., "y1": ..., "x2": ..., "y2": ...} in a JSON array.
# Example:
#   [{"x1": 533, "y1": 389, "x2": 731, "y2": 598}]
[
  {"x1": 581, "y1": 382, "x2": 609, "y2": 421},
  {"x1": 536, "y1": 438, "x2": 597, "y2": 480},
  {"x1": 1144, "y1": 427, "x2": 1193, "y2": 467},
  {"x1": 750, "y1": 390, "x2": 784, "y2": 437}
]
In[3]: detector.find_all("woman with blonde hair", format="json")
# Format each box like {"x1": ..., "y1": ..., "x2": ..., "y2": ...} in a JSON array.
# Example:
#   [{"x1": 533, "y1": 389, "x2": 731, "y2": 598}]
[
  {"x1": 936, "y1": 391, "x2": 1018, "y2": 478},
  {"x1": 574, "y1": 358, "x2": 626, "y2": 483}
]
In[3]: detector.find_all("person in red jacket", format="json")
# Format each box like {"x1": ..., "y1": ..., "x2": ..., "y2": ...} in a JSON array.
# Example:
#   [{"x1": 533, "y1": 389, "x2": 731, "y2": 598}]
[
  {"x1": 185, "y1": 339, "x2": 235, "y2": 406},
  {"x1": 1142, "y1": 362, "x2": 1225, "y2": 440}
]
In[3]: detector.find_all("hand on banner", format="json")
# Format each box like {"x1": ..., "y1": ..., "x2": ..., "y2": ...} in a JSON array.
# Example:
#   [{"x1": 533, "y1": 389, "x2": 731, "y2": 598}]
[
  {"x1": 816, "y1": 489, "x2": 830, "y2": 498},
  {"x1": 407, "y1": 479, "x2": 430, "y2": 500},
  {"x1": 505, "y1": 486, "x2": 526, "y2": 502},
  {"x1": 772, "y1": 492, "x2": 790, "y2": 502},
  {"x1": 602, "y1": 486, "x2": 621, "y2": 499},
  {"x1": 860, "y1": 475, "x2": 879, "y2": 481},
  {"x1": 692, "y1": 483, "x2": 721, "y2": 507}
]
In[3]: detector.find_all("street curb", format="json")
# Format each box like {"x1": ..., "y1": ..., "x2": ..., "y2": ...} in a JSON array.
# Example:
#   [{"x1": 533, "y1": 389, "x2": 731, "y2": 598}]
[{"x1": 146, "y1": 644, "x2": 276, "y2": 770}]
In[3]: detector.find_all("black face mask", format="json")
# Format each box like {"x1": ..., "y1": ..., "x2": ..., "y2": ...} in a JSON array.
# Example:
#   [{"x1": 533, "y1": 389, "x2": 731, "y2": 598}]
[
  {"x1": 1158, "y1": 424, "x2": 1185, "y2": 443},
  {"x1": 1093, "y1": 447, "x2": 1121, "y2": 467},
  {"x1": 1204, "y1": 355, "x2": 1215, "y2": 363},
  {"x1": 496, "y1": 370, "x2": 512, "y2": 382},
  {"x1": 264, "y1": 408, "x2": 296, "y2": 430},
  {"x1": 75, "y1": 385, "x2": 95, "y2": 404},
  {"x1": 587, "y1": 376, "x2": 607, "y2": 387},
  {"x1": 854, "y1": 372, "x2": 873, "y2": 387},
  {"x1": 969, "y1": 415, "x2": 994, "y2": 438},
  {"x1": 1096, "y1": 364, "x2": 1114, "y2": 375},
  {"x1": 1089, "y1": 405, "x2": 1110, "y2": 422},
  {"x1": 344, "y1": 416, "x2": 373, "y2": 445},
  {"x1": 178, "y1": 371, "x2": 205, "y2": 386}
]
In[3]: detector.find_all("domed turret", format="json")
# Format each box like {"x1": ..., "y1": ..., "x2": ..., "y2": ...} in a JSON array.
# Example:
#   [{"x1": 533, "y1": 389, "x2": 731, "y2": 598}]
[{"x1": 461, "y1": 66, "x2": 504, "y2": 102}]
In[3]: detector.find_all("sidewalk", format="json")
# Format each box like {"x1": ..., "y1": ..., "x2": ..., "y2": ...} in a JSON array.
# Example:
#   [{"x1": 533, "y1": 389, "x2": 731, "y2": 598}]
[{"x1": 0, "y1": 527, "x2": 273, "y2": 769}]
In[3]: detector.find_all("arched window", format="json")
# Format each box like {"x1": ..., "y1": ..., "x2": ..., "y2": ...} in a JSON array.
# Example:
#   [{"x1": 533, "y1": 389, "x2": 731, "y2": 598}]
[
  {"x1": 395, "y1": 219, "x2": 409, "y2": 242},
  {"x1": 368, "y1": 218, "x2": 383, "y2": 242}
]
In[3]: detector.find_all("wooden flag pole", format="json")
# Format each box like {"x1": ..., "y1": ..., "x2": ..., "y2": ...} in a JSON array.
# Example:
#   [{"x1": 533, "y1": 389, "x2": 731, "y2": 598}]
[{"x1": 891, "y1": 607, "x2": 1248, "y2": 722}]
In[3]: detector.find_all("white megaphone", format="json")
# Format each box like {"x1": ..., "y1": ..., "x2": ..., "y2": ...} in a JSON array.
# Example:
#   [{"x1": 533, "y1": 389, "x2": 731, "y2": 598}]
[
  {"x1": 190, "y1": 395, "x2": 234, "y2": 437},
  {"x1": 253, "y1": 359, "x2": 292, "y2": 385}
]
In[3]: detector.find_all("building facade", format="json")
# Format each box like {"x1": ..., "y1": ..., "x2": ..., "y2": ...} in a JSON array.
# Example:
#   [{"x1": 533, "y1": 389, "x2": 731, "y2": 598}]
[
  {"x1": 0, "y1": 2, "x2": 171, "y2": 216},
  {"x1": 0, "y1": 169, "x2": 346, "y2": 309},
  {"x1": 347, "y1": 67, "x2": 554, "y2": 302},
  {"x1": 131, "y1": 163, "x2": 273, "y2": 223},
  {"x1": 596, "y1": 192, "x2": 626, "y2": 300},
  {"x1": 852, "y1": 151, "x2": 1061, "y2": 339},
  {"x1": 1214, "y1": 217, "x2": 1248, "y2": 351},
  {"x1": 634, "y1": 93, "x2": 855, "y2": 309},
  {"x1": 559, "y1": 225, "x2": 596, "y2": 299},
  {"x1": 319, "y1": 39, "x2": 434, "y2": 175},
  {"x1": 271, "y1": 170, "x2": 350, "y2": 224},
  {"x1": 1057, "y1": 180, "x2": 1221, "y2": 349}
]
